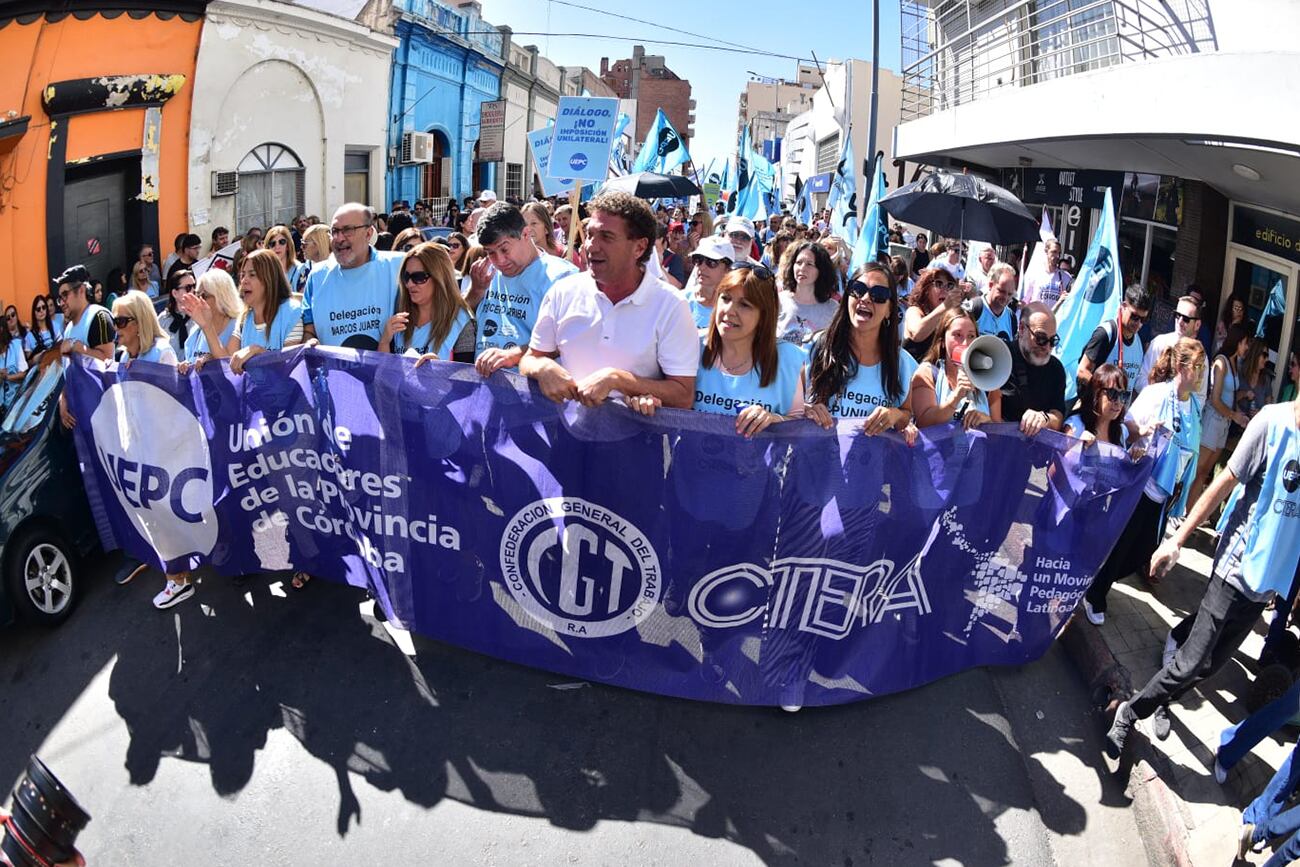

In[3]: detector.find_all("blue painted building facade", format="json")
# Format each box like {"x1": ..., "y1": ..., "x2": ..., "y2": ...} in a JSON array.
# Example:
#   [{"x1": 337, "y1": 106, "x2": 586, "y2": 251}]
[{"x1": 387, "y1": 0, "x2": 503, "y2": 208}]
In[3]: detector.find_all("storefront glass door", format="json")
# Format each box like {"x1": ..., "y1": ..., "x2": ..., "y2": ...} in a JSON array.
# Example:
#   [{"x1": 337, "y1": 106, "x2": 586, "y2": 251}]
[{"x1": 1225, "y1": 250, "x2": 1296, "y2": 399}]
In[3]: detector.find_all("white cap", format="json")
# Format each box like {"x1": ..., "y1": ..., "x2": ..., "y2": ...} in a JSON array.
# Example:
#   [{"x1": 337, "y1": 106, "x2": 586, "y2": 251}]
[
  {"x1": 692, "y1": 236, "x2": 735, "y2": 262},
  {"x1": 724, "y1": 216, "x2": 754, "y2": 238},
  {"x1": 478, "y1": 189, "x2": 498, "y2": 203}
]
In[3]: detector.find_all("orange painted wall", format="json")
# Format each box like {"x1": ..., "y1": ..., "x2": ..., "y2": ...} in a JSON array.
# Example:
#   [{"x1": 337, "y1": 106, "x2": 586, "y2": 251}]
[{"x1": 0, "y1": 13, "x2": 200, "y2": 310}]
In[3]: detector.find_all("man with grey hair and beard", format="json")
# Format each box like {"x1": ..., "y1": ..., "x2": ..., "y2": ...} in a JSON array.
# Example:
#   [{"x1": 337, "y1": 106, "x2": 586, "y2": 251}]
[
  {"x1": 998, "y1": 301, "x2": 1067, "y2": 437},
  {"x1": 301, "y1": 202, "x2": 404, "y2": 351}
]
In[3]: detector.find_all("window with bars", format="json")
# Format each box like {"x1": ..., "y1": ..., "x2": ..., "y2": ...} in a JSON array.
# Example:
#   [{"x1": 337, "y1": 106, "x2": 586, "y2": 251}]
[
  {"x1": 815, "y1": 134, "x2": 840, "y2": 175},
  {"x1": 236, "y1": 143, "x2": 304, "y2": 233},
  {"x1": 506, "y1": 163, "x2": 523, "y2": 201}
]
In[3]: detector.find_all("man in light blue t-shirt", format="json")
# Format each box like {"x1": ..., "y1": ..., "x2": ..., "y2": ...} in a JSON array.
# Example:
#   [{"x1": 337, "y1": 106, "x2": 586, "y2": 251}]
[
  {"x1": 302, "y1": 203, "x2": 403, "y2": 351},
  {"x1": 469, "y1": 202, "x2": 577, "y2": 376}
]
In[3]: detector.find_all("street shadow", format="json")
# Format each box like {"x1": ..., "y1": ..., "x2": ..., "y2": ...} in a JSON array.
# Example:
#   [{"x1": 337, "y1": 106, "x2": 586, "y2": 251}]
[{"x1": 69, "y1": 569, "x2": 1102, "y2": 865}]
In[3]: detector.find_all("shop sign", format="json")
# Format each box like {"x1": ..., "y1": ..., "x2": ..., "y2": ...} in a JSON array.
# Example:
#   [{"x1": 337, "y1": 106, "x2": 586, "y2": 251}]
[{"x1": 1232, "y1": 205, "x2": 1300, "y2": 266}]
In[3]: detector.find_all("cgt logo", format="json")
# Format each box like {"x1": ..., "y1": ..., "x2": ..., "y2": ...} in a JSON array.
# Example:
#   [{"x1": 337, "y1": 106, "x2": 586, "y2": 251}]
[
  {"x1": 91, "y1": 380, "x2": 218, "y2": 563},
  {"x1": 1284, "y1": 459, "x2": 1300, "y2": 494},
  {"x1": 500, "y1": 497, "x2": 661, "y2": 637}
]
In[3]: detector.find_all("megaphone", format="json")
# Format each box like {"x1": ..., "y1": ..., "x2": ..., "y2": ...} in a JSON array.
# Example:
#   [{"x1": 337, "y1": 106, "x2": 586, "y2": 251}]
[{"x1": 958, "y1": 334, "x2": 1013, "y2": 392}]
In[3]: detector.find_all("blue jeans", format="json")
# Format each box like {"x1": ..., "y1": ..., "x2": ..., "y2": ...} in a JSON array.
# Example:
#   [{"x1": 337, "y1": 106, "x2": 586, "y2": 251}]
[
  {"x1": 1244, "y1": 743, "x2": 1300, "y2": 867},
  {"x1": 1219, "y1": 680, "x2": 1300, "y2": 772}
]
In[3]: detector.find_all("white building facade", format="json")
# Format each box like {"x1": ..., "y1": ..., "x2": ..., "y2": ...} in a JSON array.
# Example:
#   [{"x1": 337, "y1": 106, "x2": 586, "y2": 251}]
[
  {"x1": 894, "y1": 0, "x2": 1300, "y2": 394},
  {"x1": 188, "y1": 0, "x2": 396, "y2": 236}
]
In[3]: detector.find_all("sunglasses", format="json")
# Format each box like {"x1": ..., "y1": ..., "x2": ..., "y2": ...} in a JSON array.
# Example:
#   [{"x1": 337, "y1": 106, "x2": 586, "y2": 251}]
[
  {"x1": 195, "y1": 291, "x2": 212, "y2": 301},
  {"x1": 1099, "y1": 387, "x2": 1127, "y2": 403},
  {"x1": 846, "y1": 280, "x2": 892, "y2": 304},
  {"x1": 1125, "y1": 309, "x2": 1149, "y2": 324},
  {"x1": 175, "y1": 283, "x2": 196, "y2": 293},
  {"x1": 730, "y1": 262, "x2": 773, "y2": 280},
  {"x1": 112, "y1": 315, "x2": 136, "y2": 327},
  {"x1": 268, "y1": 237, "x2": 289, "y2": 247},
  {"x1": 692, "y1": 256, "x2": 725, "y2": 268},
  {"x1": 690, "y1": 220, "x2": 701, "y2": 226},
  {"x1": 1173, "y1": 312, "x2": 1200, "y2": 325},
  {"x1": 1029, "y1": 330, "x2": 1060, "y2": 348},
  {"x1": 402, "y1": 270, "x2": 432, "y2": 285}
]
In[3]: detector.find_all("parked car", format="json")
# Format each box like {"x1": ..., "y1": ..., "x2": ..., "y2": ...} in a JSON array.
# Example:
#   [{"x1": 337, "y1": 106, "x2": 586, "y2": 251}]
[{"x1": 0, "y1": 362, "x2": 98, "y2": 628}]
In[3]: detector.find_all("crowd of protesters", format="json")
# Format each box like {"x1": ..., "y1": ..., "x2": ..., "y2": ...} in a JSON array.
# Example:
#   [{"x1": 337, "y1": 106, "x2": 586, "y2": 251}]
[{"x1": 26, "y1": 185, "x2": 1300, "y2": 851}]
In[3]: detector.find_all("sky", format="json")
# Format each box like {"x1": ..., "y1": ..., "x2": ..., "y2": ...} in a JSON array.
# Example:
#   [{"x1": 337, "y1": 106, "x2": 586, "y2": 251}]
[{"x1": 480, "y1": 0, "x2": 903, "y2": 166}]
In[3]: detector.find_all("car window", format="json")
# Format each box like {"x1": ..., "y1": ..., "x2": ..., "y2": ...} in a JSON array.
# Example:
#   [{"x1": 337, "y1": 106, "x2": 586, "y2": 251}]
[{"x1": 2, "y1": 363, "x2": 63, "y2": 435}]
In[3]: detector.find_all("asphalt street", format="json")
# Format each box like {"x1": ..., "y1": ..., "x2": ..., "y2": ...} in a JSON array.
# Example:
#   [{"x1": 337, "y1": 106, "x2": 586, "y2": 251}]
[{"x1": 1, "y1": 556, "x2": 1149, "y2": 866}]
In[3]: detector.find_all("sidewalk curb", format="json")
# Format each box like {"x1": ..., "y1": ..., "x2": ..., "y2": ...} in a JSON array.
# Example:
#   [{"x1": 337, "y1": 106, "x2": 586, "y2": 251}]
[{"x1": 1059, "y1": 613, "x2": 1194, "y2": 867}]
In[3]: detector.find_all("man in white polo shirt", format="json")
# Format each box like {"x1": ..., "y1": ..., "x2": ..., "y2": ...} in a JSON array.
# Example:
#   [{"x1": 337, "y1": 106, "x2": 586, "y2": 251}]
[{"x1": 520, "y1": 191, "x2": 698, "y2": 408}]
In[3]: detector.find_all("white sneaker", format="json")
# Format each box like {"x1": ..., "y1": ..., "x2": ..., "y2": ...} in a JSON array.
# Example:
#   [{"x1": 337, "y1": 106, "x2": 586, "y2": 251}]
[
  {"x1": 153, "y1": 580, "x2": 194, "y2": 609},
  {"x1": 1083, "y1": 599, "x2": 1105, "y2": 626},
  {"x1": 1162, "y1": 633, "x2": 1178, "y2": 669},
  {"x1": 781, "y1": 704, "x2": 802, "y2": 713}
]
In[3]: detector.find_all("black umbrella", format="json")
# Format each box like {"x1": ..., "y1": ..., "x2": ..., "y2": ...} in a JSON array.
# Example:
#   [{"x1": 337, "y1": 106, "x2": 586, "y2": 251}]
[
  {"x1": 879, "y1": 170, "x2": 1038, "y2": 244},
  {"x1": 603, "y1": 171, "x2": 701, "y2": 199}
]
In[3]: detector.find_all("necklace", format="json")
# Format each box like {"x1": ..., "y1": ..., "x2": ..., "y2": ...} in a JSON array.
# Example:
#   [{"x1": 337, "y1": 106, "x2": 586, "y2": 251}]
[{"x1": 720, "y1": 354, "x2": 753, "y2": 375}]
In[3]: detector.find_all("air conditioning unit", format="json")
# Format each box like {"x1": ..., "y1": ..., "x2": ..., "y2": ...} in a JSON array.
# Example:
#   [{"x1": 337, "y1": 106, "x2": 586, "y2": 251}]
[
  {"x1": 400, "y1": 131, "x2": 434, "y2": 164},
  {"x1": 211, "y1": 171, "x2": 238, "y2": 197}
]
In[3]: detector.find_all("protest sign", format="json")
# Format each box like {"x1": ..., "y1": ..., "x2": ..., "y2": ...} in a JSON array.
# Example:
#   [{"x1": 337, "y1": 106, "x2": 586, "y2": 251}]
[
  {"x1": 526, "y1": 126, "x2": 577, "y2": 197},
  {"x1": 547, "y1": 96, "x2": 619, "y2": 183},
  {"x1": 68, "y1": 351, "x2": 1151, "y2": 706}
]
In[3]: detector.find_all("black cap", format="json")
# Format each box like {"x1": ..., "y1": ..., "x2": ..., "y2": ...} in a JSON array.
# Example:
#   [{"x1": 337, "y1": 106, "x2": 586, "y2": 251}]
[{"x1": 53, "y1": 264, "x2": 90, "y2": 287}]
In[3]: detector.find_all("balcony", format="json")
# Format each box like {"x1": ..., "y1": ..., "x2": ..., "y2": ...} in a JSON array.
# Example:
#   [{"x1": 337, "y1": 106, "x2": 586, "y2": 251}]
[
  {"x1": 397, "y1": 0, "x2": 503, "y2": 58},
  {"x1": 900, "y1": 0, "x2": 1217, "y2": 122}
]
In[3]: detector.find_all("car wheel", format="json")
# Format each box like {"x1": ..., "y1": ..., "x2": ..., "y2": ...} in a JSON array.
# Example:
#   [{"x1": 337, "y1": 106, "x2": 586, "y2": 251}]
[{"x1": 5, "y1": 527, "x2": 78, "y2": 626}]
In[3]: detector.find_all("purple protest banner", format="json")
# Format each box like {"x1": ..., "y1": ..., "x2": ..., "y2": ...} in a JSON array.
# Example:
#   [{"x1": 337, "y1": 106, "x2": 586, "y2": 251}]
[{"x1": 65, "y1": 348, "x2": 1152, "y2": 705}]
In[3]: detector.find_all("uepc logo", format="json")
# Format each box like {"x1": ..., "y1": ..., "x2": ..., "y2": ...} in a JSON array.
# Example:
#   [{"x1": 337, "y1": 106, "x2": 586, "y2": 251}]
[
  {"x1": 90, "y1": 381, "x2": 218, "y2": 562},
  {"x1": 500, "y1": 497, "x2": 661, "y2": 637}
]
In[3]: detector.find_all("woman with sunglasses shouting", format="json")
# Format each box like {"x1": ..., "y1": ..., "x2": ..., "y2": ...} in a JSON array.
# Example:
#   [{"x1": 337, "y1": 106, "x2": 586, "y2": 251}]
[
  {"x1": 380, "y1": 243, "x2": 475, "y2": 363},
  {"x1": 801, "y1": 263, "x2": 919, "y2": 441},
  {"x1": 1083, "y1": 337, "x2": 1205, "y2": 627},
  {"x1": 911, "y1": 307, "x2": 1003, "y2": 431}
]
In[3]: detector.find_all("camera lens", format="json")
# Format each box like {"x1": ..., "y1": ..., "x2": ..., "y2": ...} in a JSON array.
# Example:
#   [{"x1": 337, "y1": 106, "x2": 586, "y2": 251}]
[{"x1": 2, "y1": 756, "x2": 90, "y2": 867}]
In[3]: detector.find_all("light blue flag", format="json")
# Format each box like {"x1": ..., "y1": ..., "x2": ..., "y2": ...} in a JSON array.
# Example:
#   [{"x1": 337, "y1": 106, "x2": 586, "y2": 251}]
[
  {"x1": 795, "y1": 178, "x2": 813, "y2": 225},
  {"x1": 1258, "y1": 278, "x2": 1285, "y2": 338},
  {"x1": 850, "y1": 152, "x2": 888, "y2": 273},
  {"x1": 829, "y1": 135, "x2": 859, "y2": 243},
  {"x1": 609, "y1": 112, "x2": 631, "y2": 175},
  {"x1": 1054, "y1": 187, "x2": 1122, "y2": 401},
  {"x1": 631, "y1": 109, "x2": 691, "y2": 175},
  {"x1": 733, "y1": 128, "x2": 776, "y2": 220}
]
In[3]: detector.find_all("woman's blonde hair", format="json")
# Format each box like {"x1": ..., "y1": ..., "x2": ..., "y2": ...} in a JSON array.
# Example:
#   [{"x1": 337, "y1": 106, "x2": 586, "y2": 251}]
[
  {"x1": 1150, "y1": 336, "x2": 1207, "y2": 385},
  {"x1": 113, "y1": 289, "x2": 166, "y2": 354},
  {"x1": 461, "y1": 244, "x2": 488, "y2": 273},
  {"x1": 197, "y1": 267, "x2": 244, "y2": 320},
  {"x1": 263, "y1": 225, "x2": 299, "y2": 268},
  {"x1": 131, "y1": 262, "x2": 151, "y2": 288},
  {"x1": 396, "y1": 243, "x2": 472, "y2": 353},
  {"x1": 302, "y1": 224, "x2": 331, "y2": 262}
]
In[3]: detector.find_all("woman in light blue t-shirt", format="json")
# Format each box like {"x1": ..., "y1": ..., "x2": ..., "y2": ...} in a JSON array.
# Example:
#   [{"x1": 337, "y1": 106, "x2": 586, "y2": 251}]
[
  {"x1": 628, "y1": 263, "x2": 803, "y2": 437},
  {"x1": 226, "y1": 249, "x2": 304, "y2": 375},
  {"x1": 802, "y1": 262, "x2": 918, "y2": 444},
  {"x1": 911, "y1": 307, "x2": 1002, "y2": 431},
  {"x1": 379, "y1": 242, "x2": 476, "y2": 363}
]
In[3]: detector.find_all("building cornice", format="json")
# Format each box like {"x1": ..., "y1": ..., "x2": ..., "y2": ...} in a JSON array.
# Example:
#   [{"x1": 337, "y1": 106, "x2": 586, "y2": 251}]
[{"x1": 206, "y1": 0, "x2": 396, "y2": 56}]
